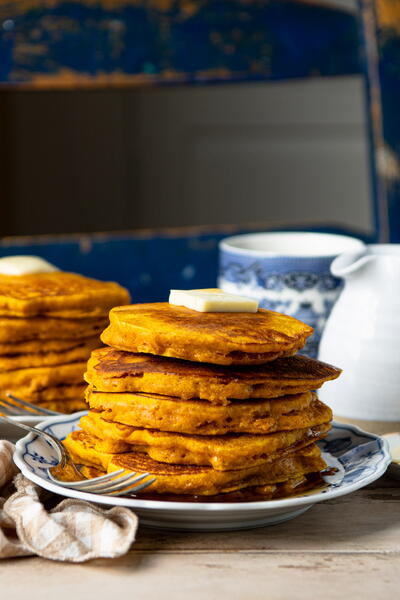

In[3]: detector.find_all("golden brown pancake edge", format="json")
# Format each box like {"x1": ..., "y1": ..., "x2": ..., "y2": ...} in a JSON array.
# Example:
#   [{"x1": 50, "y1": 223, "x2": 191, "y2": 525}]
[
  {"x1": 101, "y1": 303, "x2": 313, "y2": 365},
  {"x1": 78, "y1": 410, "x2": 331, "y2": 470},
  {"x1": 86, "y1": 347, "x2": 341, "y2": 401},
  {"x1": 85, "y1": 387, "x2": 332, "y2": 435},
  {"x1": 0, "y1": 272, "x2": 130, "y2": 318},
  {"x1": 63, "y1": 430, "x2": 327, "y2": 495}
]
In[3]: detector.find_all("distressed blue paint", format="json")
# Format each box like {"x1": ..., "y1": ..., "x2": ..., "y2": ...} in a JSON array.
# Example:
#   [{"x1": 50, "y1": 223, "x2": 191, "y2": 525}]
[
  {"x1": 0, "y1": 0, "x2": 360, "y2": 85},
  {"x1": 378, "y1": 32, "x2": 400, "y2": 242},
  {"x1": 359, "y1": 0, "x2": 400, "y2": 242},
  {"x1": 0, "y1": 225, "x2": 371, "y2": 302}
]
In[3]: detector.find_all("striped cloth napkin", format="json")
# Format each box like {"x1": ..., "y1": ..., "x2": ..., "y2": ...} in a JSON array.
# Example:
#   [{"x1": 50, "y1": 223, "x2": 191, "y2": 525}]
[{"x1": 0, "y1": 440, "x2": 138, "y2": 562}]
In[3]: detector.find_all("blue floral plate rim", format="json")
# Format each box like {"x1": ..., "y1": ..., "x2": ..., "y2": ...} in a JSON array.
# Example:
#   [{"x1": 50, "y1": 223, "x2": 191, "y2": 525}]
[{"x1": 14, "y1": 413, "x2": 391, "y2": 513}]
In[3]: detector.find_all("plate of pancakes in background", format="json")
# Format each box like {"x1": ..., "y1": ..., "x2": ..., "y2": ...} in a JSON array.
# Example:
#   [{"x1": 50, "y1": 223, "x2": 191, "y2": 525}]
[
  {"x1": 14, "y1": 299, "x2": 391, "y2": 531},
  {"x1": 0, "y1": 265, "x2": 130, "y2": 421}
]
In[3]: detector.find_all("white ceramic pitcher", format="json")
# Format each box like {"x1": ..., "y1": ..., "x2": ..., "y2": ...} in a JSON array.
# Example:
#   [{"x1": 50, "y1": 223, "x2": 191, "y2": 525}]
[{"x1": 318, "y1": 244, "x2": 400, "y2": 434}]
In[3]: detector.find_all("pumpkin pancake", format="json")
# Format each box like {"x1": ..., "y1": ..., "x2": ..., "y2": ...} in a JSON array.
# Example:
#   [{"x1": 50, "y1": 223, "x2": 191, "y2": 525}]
[
  {"x1": 0, "y1": 336, "x2": 100, "y2": 355},
  {"x1": 4, "y1": 398, "x2": 88, "y2": 415},
  {"x1": 86, "y1": 388, "x2": 331, "y2": 435},
  {"x1": 0, "y1": 316, "x2": 106, "y2": 343},
  {"x1": 0, "y1": 272, "x2": 130, "y2": 318},
  {"x1": 0, "y1": 361, "x2": 86, "y2": 394},
  {"x1": 79, "y1": 410, "x2": 331, "y2": 470},
  {"x1": 5, "y1": 383, "x2": 86, "y2": 405},
  {"x1": 0, "y1": 374, "x2": 87, "y2": 411},
  {"x1": 51, "y1": 462, "x2": 103, "y2": 482},
  {"x1": 2, "y1": 384, "x2": 86, "y2": 414},
  {"x1": 63, "y1": 431, "x2": 326, "y2": 495},
  {"x1": 86, "y1": 347, "x2": 341, "y2": 403},
  {"x1": 31, "y1": 383, "x2": 86, "y2": 403},
  {"x1": 53, "y1": 460, "x2": 324, "y2": 501},
  {"x1": 137, "y1": 474, "x2": 326, "y2": 502},
  {"x1": 0, "y1": 337, "x2": 99, "y2": 372},
  {"x1": 37, "y1": 398, "x2": 87, "y2": 413},
  {"x1": 101, "y1": 303, "x2": 313, "y2": 365}
]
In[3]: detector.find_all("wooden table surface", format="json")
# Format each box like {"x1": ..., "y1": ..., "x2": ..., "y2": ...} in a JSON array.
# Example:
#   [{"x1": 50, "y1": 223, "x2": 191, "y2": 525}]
[{"x1": 1, "y1": 473, "x2": 399, "y2": 599}]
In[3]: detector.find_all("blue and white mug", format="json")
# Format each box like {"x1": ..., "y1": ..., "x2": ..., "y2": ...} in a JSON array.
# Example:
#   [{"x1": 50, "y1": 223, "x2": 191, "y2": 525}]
[{"x1": 218, "y1": 231, "x2": 365, "y2": 357}]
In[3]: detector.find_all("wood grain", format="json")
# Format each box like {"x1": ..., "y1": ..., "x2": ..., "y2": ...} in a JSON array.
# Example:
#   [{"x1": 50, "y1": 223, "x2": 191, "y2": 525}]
[{"x1": 0, "y1": 474, "x2": 398, "y2": 597}]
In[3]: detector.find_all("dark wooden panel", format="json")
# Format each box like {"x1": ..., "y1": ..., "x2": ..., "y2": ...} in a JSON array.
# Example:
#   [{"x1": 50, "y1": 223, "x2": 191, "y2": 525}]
[
  {"x1": 0, "y1": 93, "x2": 17, "y2": 235},
  {"x1": 0, "y1": 89, "x2": 142, "y2": 236}
]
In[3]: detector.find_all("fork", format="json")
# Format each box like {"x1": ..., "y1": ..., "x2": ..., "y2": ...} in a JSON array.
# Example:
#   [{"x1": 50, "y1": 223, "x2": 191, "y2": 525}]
[
  {"x1": 0, "y1": 393, "x2": 61, "y2": 417},
  {"x1": 0, "y1": 414, "x2": 156, "y2": 496}
]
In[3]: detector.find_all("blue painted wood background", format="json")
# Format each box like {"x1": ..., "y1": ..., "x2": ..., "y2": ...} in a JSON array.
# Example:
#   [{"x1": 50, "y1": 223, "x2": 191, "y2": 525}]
[
  {"x1": 358, "y1": 0, "x2": 400, "y2": 242},
  {"x1": 0, "y1": 225, "x2": 370, "y2": 302},
  {"x1": 0, "y1": 0, "x2": 360, "y2": 87},
  {"x1": 7, "y1": 1, "x2": 400, "y2": 244}
]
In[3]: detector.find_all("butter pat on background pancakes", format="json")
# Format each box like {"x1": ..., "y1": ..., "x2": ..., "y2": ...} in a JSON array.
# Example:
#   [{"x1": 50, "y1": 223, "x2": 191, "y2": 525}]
[
  {"x1": 0, "y1": 255, "x2": 59, "y2": 275},
  {"x1": 0, "y1": 255, "x2": 131, "y2": 412},
  {"x1": 169, "y1": 288, "x2": 258, "y2": 312}
]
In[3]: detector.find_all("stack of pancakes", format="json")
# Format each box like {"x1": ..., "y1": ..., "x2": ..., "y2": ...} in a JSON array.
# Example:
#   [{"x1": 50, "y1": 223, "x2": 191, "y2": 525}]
[
  {"x1": 0, "y1": 272, "x2": 129, "y2": 412},
  {"x1": 64, "y1": 303, "x2": 340, "y2": 501}
]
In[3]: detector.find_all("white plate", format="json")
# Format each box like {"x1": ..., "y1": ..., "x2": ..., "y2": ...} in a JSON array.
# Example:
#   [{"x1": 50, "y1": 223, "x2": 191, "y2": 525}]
[
  {"x1": 11, "y1": 416, "x2": 43, "y2": 425},
  {"x1": 14, "y1": 413, "x2": 391, "y2": 531}
]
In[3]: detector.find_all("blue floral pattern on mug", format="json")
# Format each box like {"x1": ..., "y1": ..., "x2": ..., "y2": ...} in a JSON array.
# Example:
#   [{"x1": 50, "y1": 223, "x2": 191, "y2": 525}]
[{"x1": 218, "y1": 253, "x2": 342, "y2": 358}]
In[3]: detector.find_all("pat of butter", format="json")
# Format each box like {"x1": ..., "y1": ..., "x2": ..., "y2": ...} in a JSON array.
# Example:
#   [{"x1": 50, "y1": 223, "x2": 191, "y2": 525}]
[
  {"x1": 169, "y1": 289, "x2": 258, "y2": 313},
  {"x1": 382, "y1": 433, "x2": 400, "y2": 464},
  {"x1": 392, "y1": 444, "x2": 400, "y2": 464},
  {"x1": 0, "y1": 256, "x2": 59, "y2": 275}
]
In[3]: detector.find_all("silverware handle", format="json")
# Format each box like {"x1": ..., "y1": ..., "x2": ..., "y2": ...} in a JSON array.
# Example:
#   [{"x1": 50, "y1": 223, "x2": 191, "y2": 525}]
[{"x1": 0, "y1": 414, "x2": 66, "y2": 467}]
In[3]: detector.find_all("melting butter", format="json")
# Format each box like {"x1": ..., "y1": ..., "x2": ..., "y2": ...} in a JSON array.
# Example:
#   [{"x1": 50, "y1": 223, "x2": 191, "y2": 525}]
[
  {"x1": 169, "y1": 289, "x2": 258, "y2": 313},
  {"x1": 0, "y1": 255, "x2": 59, "y2": 275}
]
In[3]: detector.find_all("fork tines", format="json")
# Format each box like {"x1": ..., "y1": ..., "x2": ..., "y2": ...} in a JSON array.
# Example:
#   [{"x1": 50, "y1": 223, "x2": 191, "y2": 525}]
[
  {"x1": 48, "y1": 468, "x2": 156, "y2": 496},
  {"x1": 0, "y1": 393, "x2": 60, "y2": 416}
]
